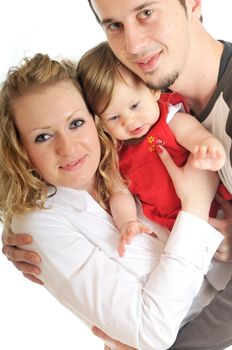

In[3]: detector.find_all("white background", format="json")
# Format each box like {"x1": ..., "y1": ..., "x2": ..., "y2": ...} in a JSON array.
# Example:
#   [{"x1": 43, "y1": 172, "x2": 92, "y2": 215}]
[{"x1": 0, "y1": 1, "x2": 232, "y2": 349}]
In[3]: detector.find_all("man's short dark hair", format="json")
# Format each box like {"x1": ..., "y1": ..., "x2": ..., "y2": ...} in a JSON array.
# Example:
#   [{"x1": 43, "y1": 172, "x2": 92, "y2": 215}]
[
  {"x1": 87, "y1": 0, "x2": 100, "y2": 23},
  {"x1": 87, "y1": 0, "x2": 204, "y2": 24}
]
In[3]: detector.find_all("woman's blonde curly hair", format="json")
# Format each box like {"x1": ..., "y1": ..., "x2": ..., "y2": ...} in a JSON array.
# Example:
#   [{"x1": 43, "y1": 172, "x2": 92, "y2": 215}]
[{"x1": 0, "y1": 53, "x2": 121, "y2": 228}]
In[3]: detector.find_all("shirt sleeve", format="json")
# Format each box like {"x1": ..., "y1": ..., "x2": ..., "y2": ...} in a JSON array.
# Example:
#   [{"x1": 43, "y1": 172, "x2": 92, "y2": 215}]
[
  {"x1": 166, "y1": 102, "x2": 185, "y2": 124},
  {"x1": 11, "y1": 209, "x2": 223, "y2": 350}
]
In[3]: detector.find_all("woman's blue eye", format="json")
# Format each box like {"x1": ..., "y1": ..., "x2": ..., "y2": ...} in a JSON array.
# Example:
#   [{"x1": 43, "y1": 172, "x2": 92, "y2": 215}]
[
  {"x1": 35, "y1": 134, "x2": 51, "y2": 143},
  {"x1": 109, "y1": 115, "x2": 119, "y2": 121},
  {"x1": 70, "y1": 118, "x2": 85, "y2": 129}
]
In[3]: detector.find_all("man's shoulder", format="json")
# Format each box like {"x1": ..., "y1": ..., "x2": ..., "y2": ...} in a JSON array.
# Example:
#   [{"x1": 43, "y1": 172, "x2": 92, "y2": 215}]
[
  {"x1": 218, "y1": 41, "x2": 232, "y2": 78},
  {"x1": 221, "y1": 40, "x2": 232, "y2": 53}
]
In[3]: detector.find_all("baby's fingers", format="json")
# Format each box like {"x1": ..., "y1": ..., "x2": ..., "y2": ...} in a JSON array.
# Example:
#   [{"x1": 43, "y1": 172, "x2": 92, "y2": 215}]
[
  {"x1": 124, "y1": 222, "x2": 142, "y2": 240},
  {"x1": 118, "y1": 235, "x2": 126, "y2": 257},
  {"x1": 193, "y1": 144, "x2": 200, "y2": 155},
  {"x1": 140, "y1": 224, "x2": 153, "y2": 234},
  {"x1": 195, "y1": 145, "x2": 208, "y2": 158}
]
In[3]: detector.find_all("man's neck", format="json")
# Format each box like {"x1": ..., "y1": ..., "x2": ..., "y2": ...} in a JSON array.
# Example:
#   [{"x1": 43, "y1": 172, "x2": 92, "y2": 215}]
[{"x1": 170, "y1": 31, "x2": 224, "y2": 116}]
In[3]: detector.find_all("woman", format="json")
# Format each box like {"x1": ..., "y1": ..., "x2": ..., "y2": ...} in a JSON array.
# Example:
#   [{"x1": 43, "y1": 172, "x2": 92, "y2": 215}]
[{"x1": 0, "y1": 53, "x2": 222, "y2": 350}]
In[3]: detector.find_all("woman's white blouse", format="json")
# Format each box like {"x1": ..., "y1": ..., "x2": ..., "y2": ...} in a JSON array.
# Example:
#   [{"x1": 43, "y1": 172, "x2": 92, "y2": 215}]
[{"x1": 12, "y1": 187, "x2": 223, "y2": 350}]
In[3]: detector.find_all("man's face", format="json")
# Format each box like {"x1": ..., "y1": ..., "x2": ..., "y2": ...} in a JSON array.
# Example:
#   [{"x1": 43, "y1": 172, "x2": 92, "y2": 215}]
[{"x1": 90, "y1": 0, "x2": 198, "y2": 90}]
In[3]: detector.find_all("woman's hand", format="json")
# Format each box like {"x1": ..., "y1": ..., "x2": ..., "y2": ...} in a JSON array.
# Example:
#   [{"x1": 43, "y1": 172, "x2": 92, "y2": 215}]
[
  {"x1": 156, "y1": 145, "x2": 219, "y2": 220},
  {"x1": 2, "y1": 230, "x2": 43, "y2": 285}
]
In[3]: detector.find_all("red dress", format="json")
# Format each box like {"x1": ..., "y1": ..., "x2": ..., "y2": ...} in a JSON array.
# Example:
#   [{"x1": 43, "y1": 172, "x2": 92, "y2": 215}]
[
  {"x1": 119, "y1": 92, "x2": 231, "y2": 230},
  {"x1": 119, "y1": 93, "x2": 189, "y2": 230}
]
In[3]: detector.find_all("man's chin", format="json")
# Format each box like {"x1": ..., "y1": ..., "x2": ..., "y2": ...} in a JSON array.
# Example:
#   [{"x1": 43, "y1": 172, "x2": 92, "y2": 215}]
[{"x1": 145, "y1": 72, "x2": 179, "y2": 91}]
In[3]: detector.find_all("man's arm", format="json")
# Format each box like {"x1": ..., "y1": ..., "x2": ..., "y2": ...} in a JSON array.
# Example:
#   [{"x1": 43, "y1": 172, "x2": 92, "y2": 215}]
[
  {"x1": 1, "y1": 231, "x2": 43, "y2": 284},
  {"x1": 170, "y1": 278, "x2": 232, "y2": 350}
]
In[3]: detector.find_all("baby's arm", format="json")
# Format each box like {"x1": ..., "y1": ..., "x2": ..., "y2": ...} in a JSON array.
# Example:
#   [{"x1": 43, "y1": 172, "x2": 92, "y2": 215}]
[
  {"x1": 110, "y1": 180, "x2": 152, "y2": 257},
  {"x1": 169, "y1": 112, "x2": 226, "y2": 171}
]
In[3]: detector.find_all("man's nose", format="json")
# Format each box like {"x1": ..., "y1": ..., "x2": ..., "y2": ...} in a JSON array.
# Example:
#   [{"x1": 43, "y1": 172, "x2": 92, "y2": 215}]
[{"x1": 124, "y1": 21, "x2": 149, "y2": 55}]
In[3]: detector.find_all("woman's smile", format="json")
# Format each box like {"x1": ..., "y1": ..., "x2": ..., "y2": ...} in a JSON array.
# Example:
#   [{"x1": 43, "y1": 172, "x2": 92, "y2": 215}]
[
  {"x1": 13, "y1": 81, "x2": 101, "y2": 191},
  {"x1": 59, "y1": 155, "x2": 88, "y2": 172}
]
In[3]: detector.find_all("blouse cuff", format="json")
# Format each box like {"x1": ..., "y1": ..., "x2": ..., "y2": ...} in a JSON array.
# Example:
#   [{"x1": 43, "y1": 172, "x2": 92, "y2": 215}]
[{"x1": 164, "y1": 210, "x2": 224, "y2": 274}]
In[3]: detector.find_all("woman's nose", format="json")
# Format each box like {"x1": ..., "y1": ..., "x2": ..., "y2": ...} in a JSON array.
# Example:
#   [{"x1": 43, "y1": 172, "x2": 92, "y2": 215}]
[{"x1": 56, "y1": 134, "x2": 76, "y2": 156}]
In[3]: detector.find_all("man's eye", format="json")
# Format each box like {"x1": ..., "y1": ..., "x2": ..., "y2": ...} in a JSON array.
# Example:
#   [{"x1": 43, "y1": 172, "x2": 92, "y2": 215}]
[
  {"x1": 70, "y1": 119, "x2": 85, "y2": 129},
  {"x1": 109, "y1": 115, "x2": 119, "y2": 121},
  {"x1": 107, "y1": 22, "x2": 121, "y2": 32},
  {"x1": 35, "y1": 134, "x2": 51, "y2": 143},
  {"x1": 138, "y1": 9, "x2": 153, "y2": 20}
]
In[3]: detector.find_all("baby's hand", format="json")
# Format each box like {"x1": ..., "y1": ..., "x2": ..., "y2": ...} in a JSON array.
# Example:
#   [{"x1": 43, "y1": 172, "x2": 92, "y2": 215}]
[
  {"x1": 118, "y1": 220, "x2": 152, "y2": 257},
  {"x1": 192, "y1": 142, "x2": 226, "y2": 171}
]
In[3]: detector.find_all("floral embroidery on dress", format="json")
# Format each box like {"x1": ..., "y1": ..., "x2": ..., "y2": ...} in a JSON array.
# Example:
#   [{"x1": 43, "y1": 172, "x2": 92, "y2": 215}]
[{"x1": 147, "y1": 135, "x2": 165, "y2": 152}]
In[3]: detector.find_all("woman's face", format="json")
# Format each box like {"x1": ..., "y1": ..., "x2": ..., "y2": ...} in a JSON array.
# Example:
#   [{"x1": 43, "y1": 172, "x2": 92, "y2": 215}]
[{"x1": 13, "y1": 81, "x2": 101, "y2": 193}]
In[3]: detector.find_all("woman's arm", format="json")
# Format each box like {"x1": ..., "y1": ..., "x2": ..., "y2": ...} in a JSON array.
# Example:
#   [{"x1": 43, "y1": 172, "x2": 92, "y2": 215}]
[
  {"x1": 77, "y1": 147, "x2": 231, "y2": 350},
  {"x1": 11, "y1": 207, "x2": 222, "y2": 350},
  {"x1": 10, "y1": 150, "x2": 223, "y2": 350}
]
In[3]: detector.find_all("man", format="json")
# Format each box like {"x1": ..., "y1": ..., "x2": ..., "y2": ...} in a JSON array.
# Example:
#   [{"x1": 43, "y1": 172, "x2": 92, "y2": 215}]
[
  {"x1": 2, "y1": 1, "x2": 232, "y2": 349},
  {"x1": 85, "y1": 1, "x2": 232, "y2": 349}
]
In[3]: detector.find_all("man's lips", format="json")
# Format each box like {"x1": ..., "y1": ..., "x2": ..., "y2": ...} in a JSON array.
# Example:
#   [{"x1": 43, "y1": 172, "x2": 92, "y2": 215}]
[
  {"x1": 59, "y1": 155, "x2": 87, "y2": 171},
  {"x1": 135, "y1": 52, "x2": 161, "y2": 72}
]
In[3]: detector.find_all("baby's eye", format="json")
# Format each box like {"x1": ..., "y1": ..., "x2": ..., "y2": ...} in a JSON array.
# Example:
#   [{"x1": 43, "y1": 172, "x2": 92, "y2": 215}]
[
  {"x1": 109, "y1": 115, "x2": 120, "y2": 121},
  {"x1": 130, "y1": 102, "x2": 139, "y2": 110},
  {"x1": 70, "y1": 118, "x2": 85, "y2": 129},
  {"x1": 35, "y1": 133, "x2": 51, "y2": 143}
]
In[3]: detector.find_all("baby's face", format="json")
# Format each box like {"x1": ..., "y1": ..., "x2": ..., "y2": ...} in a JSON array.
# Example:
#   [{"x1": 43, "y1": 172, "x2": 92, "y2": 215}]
[{"x1": 100, "y1": 69, "x2": 160, "y2": 141}]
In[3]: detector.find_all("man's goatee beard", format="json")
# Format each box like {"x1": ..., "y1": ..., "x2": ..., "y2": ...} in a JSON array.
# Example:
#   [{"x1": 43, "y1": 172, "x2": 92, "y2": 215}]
[{"x1": 146, "y1": 71, "x2": 179, "y2": 91}]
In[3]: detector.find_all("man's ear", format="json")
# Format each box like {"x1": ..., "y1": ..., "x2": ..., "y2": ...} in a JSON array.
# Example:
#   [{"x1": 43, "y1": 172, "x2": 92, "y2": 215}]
[{"x1": 186, "y1": 0, "x2": 202, "y2": 21}]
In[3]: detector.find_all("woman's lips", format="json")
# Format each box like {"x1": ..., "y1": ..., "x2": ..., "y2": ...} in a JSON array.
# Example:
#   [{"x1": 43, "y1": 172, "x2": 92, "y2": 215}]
[{"x1": 60, "y1": 155, "x2": 87, "y2": 171}]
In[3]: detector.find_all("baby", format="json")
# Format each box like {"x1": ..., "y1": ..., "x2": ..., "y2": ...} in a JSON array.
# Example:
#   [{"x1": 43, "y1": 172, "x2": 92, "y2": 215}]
[{"x1": 77, "y1": 42, "x2": 227, "y2": 256}]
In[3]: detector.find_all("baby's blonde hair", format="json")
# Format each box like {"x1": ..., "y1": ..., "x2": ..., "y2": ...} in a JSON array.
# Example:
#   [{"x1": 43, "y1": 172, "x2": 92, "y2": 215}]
[
  {"x1": 77, "y1": 41, "x2": 123, "y2": 117},
  {"x1": 0, "y1": 53, "x2": 121, "y2": 227}
]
